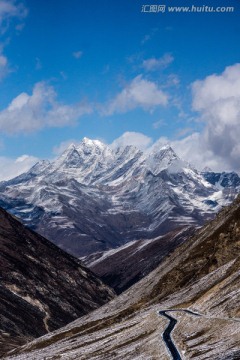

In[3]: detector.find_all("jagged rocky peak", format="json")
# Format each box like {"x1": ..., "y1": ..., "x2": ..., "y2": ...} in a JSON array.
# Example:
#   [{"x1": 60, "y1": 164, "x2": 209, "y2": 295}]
[
  {"x1": 77, "y1": 137, "x2": 107, "y2": 155},
  {"x1": 54, "y1": 138, "x2": 107, "y2": 166},
  {"x1": 146, "y1": 143, "x2": 185, "y2": 175},
  {"x1": 114, "y1": 143, "x2": 143, "y2": 161},
  {"x1": 151, "y1": 143, "x2": 178, "y2": 157},
  {"x1": 28, "y1": 159, "x2": 51, "y2": 175},
  {"x1": 52, "y1": 144, "x2": 83, "y2": 170}
]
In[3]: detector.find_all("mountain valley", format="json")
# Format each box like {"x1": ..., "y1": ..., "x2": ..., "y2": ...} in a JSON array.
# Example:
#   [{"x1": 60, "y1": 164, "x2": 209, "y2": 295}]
[{"x1": 4, "y1": 192, "x2": 240, "y2": 359}]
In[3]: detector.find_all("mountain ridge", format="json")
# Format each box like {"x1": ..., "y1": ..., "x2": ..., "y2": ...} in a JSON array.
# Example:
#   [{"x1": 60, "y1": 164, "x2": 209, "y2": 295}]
[{"x1": 0, "y1": 138, "x2": 239, "y2": 256}]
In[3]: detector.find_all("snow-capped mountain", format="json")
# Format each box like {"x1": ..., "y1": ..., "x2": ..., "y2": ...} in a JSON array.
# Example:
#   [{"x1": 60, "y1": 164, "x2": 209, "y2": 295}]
[{"x1": 0, "y1": 137, "x2": 239, "y2": 256}]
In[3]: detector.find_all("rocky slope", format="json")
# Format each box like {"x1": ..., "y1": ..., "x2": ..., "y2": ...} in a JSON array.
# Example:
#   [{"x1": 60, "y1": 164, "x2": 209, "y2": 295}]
[
  {"x1": 6, "y1": 194, "x2": 240, "y2": 359},
  {"x1": 0, "y1": 138, "x2": 239, "y2": 257},
  {"x1": 83, "y1": 225, "x2": 195, "y2": 294},
  {"x1": 0, "y1": 207, "x2": 115, "y2": 357}
]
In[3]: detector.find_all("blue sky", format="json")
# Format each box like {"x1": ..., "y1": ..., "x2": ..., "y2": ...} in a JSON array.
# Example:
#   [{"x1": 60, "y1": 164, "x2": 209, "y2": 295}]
[{"x1": 0, "y1": 0, "x2": 240, "y2": 179}]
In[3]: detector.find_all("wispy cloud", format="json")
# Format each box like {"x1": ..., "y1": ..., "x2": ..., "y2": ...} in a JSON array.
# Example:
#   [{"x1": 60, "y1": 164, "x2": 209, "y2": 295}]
[
  {"x1": 0, "y1": 53, "x2": 8, "y2": 79},
  {"x1": 0, "y1": 82, "x2": 93, "y2": 134},
  {"x1": 102, "y1": 75, "x2": 168, "y2": 115},
  {"x1": 0, "y1": 0, "x2": 28, "y2": 34},
  {"x1": 0, "y1": 0, "x2": 28, "y2": 81},
  {"x1": 152, "y1": 119, "x2": 166, "y2": 129},
  {"x1": 141, "y1": 28, "x2": 158, "y2": 45},
  {"x1": 142, "y1": 53, "x2": 174, "y2": 72},
  {"x1": 174, "y1": 127, "x2": 193, "y2": 139},
  {"x1": 73, "y1": 50, "x2": 83, "y2": 59}
]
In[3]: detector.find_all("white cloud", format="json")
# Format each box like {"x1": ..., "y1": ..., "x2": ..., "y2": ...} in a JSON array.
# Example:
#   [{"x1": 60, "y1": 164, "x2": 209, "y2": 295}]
[
  {"x1": 0, "y1": 0, "x2": 27, "y2": 33},
  {"x1": 102, "y1": 75, "x2": 168, "y2": 115},
  {"x1": 0, "y1": 154, "x2": 39, "y2": 181},
  {"x1": 191, "y1": 63, "x2": 240, "y2": 171},
  {"x1": 0, "y1": 82, "x2": 93, "y2": 134},
  {"x1": 111, "y1": 132, "x2": 153, "y2": 150},
  {"x1": 152, "y1": 119, "x2": 166, "y2": 129},
  {"x1": 142, "y1": 53, "x2": 174, "y2": 72},
  {"x1": 73, "y1": 51, "x2": 83, "y2": 59}
]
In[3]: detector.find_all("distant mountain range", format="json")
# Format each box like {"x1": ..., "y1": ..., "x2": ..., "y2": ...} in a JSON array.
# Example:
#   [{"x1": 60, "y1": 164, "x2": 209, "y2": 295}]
[{"x1": 0, "y1": 137, "x2": 239, "y2": 256}]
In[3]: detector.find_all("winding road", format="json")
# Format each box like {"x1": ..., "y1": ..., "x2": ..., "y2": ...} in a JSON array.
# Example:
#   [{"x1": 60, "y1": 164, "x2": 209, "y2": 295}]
[{"x1": 159, "y1": 309, "x2": 201, "y2": 360}]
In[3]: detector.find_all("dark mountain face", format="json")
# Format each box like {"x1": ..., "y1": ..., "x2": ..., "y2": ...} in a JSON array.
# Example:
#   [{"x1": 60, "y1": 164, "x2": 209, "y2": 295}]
[
  {"x1": 0, "y1": 207, "x2": 115, "y2": 357},
  {"x1": 0, "y1": 138, "x2": 239, "y2": 257},
  {"x1": 202, "y1": 170, "x2": 240, "y2": 188},
  {"x1": 7, "y1": 195, "x2": 240, "y2": 360}
]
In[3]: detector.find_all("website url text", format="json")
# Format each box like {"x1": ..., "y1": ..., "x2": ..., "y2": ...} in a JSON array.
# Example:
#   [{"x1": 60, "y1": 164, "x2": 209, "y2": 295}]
[{"x1": 141, "y1": 5, "x2": 235, "y2": 13}]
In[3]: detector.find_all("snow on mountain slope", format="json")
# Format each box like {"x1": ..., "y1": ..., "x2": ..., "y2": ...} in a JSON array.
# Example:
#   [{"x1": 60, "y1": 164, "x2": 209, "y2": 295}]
[{"x1": 0, "y1": 137, "x2": 239, "y2": 256}]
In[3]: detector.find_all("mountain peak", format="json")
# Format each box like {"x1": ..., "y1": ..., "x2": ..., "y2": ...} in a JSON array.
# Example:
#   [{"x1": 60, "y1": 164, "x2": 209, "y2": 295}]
[
  {"x1": 159, "y1": 144, "x2": 177, "y2": 157},
  {"x1": 81, "y1": 137, "x2": 105, "y2": 148},
  {"x1": 66, "y1": 143, "x2": 76, "y2": 151},
  {"x1": 160, "y1": 143, "x2": 173, "y2": 151}
]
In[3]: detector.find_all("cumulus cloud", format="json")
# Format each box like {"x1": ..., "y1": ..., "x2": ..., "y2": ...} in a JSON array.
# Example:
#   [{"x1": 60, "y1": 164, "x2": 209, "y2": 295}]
[
  {"x1": 142, "y1": 53, "x2": 174, "y2": 72},
  {"x1": 192, "y1": 63, "x2": 240, "y2": 171},
  {"x1": 0, "y1": 82, "x2": 93, "y2": 134},
  {"x1": 0, "y1": 154, "x2": 39, "y2": 181},
  {"x1": 111, "y1": 132, "x2": 153, "y2": 150},
  {"x1": 102, "y1": 75, "x2": 168, "y2": 115}
]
